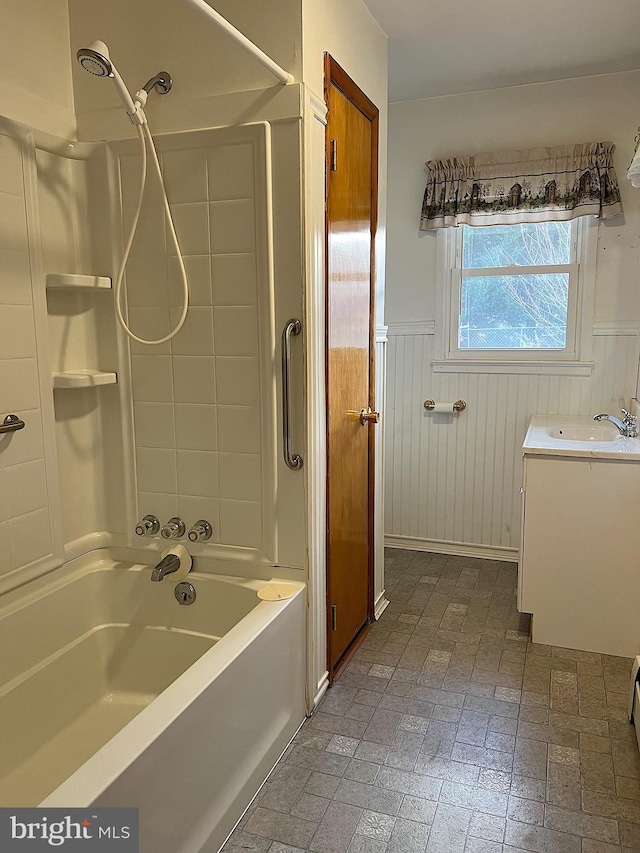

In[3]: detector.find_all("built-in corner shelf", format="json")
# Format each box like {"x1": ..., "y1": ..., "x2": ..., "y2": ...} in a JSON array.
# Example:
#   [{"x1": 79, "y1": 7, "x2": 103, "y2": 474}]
[
  {"x1": 53, "y1": 370, "x2": 118, "y2": 390},
  {"x1": 46, "y1": 273, "x2": 112, "y2": 290},
  {"x1": 46, "y1": 274, "x2": 117, "y2": 392}
]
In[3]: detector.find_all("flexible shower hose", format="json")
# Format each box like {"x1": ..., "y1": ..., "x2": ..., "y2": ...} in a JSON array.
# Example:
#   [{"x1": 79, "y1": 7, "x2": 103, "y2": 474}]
[{"x1": 114, "y1": 120, "x2": 189, "y2": 345}]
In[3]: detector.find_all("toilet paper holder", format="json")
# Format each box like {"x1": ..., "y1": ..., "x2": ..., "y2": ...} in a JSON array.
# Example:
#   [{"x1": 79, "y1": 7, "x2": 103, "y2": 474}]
[{"x1": 423, "y1": 399, "x2": 467, "y2": 412}]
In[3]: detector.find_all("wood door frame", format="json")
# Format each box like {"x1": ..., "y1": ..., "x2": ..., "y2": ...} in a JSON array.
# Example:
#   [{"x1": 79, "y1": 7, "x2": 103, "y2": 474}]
[{"x1": 324, "y1": 54, "x2": 379, "y2": 678}]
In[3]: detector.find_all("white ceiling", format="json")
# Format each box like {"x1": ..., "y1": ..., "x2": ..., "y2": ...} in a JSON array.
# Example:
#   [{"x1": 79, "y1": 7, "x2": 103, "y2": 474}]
[{"x1": 363, "y1": 0, "x2": 640, "y2": 103}]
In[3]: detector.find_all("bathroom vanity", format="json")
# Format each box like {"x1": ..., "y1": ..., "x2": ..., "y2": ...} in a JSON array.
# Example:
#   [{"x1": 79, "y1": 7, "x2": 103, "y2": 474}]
[{"x1": 519, "y1": 415, "x2": 640, "y2": 658}]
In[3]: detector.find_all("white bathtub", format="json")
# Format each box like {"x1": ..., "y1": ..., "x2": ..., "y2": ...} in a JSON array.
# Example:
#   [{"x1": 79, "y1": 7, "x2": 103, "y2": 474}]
[{"x1": 0, "y1": 550, "x2": 306, "y2": 853}]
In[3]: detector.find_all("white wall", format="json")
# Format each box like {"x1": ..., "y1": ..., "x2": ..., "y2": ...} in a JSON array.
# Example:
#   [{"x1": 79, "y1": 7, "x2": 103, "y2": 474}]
[
  {"x1": 385, "y1": 71, "x2": 640, "y2": 555},
  {"x1": 302, "y1": 0, "x2": 388, "y2": 324},
  {"x1": 0, "y1": 0, "x2": 76, "y2": 138},
  {"x1": 386, "y1": 71, "x2": 640, "y2": 325}
]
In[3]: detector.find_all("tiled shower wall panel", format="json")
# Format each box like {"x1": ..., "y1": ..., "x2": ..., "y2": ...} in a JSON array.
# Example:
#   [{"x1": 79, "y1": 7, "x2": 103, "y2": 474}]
[
  {"x1": 385, "y1": 330, "x2": 640, "y2": 553},
  {"x1": 122, "y1": 128, "x2": 270, "y2": 553},
  {"x1": 0, "y1": 132, "x2": 54, "y2": 573}
]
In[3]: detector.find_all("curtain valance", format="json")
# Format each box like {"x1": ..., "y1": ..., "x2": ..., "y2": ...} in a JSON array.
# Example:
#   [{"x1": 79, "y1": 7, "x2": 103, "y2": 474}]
[{"x1": 420, "y1": 141, "x2": 623, "y2": 229}]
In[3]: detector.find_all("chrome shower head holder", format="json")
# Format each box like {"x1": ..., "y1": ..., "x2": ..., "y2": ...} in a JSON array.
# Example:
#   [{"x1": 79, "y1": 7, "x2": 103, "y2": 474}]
[
  {"x1": 132, "y1": 72, "x2": 173, "y2": 113},
  {"x1": 142, "y1": 72, "x2": 173, "y2": 96}
]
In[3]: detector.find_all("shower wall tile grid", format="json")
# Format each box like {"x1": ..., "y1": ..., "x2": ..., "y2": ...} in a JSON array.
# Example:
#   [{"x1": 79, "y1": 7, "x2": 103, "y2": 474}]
[
  {"x1": 0, "y1": 132, "x2": 53, "y2": 573},
  {"x1": 222, "y1": 549, "x2": 640, "y2": 853},
  {"x1": 124, "y1": 135, "x2": 265, "y2": 550}
]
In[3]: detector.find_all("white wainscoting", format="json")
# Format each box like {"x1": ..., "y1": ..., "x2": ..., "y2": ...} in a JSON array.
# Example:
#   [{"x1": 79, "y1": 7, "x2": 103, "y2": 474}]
[
  {"x1": 374, "y1": 327, "x2": 389, "y2": 616},
  {"x1": 385, "y1": 328, "x2": 639, "y2": 556}
]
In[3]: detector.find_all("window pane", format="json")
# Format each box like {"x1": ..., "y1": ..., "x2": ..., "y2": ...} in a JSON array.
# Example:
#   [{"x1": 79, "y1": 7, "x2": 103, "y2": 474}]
[
  {"x1": 462, "y1": 222, "x2": 572, "y2": 268},
  {"x1": 459, "y1": 273, "x2": 569, "y2": 349}
]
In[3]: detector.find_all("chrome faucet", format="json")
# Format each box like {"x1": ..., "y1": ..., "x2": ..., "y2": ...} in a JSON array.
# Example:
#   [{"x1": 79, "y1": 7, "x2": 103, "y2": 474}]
[
  {"x1": 593, "y1": 409, "x2": 638, "y2": 437},
  {"x1": 151, "y1": 553, "x2": 181, "y2": 582}
]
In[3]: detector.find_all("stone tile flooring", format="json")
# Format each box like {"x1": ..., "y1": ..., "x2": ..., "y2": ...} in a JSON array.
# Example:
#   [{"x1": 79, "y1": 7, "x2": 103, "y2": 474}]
[{"x1": 225, "y1": 549, "x2": 640, "y2": 853}]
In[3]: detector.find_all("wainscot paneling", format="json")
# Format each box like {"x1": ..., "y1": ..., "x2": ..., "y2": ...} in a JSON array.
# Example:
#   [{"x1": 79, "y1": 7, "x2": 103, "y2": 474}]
[{"x1": 384, "y1": 330, "x2": 639, "y2": 555}]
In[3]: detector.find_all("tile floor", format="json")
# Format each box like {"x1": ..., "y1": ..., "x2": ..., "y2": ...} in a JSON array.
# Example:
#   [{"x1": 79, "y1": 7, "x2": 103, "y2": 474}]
[{"x1": 225, "y1": 549, "x2": 640, "y2": 853}]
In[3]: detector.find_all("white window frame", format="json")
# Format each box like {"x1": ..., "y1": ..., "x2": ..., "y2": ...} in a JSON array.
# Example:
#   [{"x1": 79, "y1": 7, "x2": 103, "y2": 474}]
[{"x1": 433, "y1": 217, "x2": 597, "y2": 375}]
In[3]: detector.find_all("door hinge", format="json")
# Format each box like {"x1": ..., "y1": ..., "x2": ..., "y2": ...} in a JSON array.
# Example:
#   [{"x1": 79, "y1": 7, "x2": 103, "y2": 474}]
[
  {"x1": 331, "y1": 604, "x2": 337, "y2": 631},
  {"x1": 330, "y1": 139, "x2": 337, "y2": 172}
]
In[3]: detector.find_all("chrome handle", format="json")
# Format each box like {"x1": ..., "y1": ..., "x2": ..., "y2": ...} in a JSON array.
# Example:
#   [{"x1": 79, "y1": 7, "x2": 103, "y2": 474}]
[
  {"x1": 621, "y1": 409, "x2": 638, "y2": 437},
  {"x1": 282, "y1": 319, "x2": 303, "y2": 471},
  {"x1": 0, "y1": 414, "x2": 25, "y2": 434},
  {"x1": 359, "y1": 408, "x2": 380, "y2": 426},
  {"x1": 188, "y1": 520, "x2": 212, "y2": 542},
  {"x1": 135, "y1": 514, "x2": 160, "y2": 536},
  {"x1": 160, "y1": 517, "x2": 186, "y2": 540}
]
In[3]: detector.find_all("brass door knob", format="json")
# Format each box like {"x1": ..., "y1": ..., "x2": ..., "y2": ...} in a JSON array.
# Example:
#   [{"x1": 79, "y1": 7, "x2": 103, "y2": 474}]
[{"x1": 359, "y1": 408, "x2": 380, "y2": 426}]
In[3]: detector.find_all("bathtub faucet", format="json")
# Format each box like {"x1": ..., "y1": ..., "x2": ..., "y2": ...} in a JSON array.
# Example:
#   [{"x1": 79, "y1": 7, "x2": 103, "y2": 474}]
[{"x1": 151, "y1": 553, "x2": 181, "y2": 582}]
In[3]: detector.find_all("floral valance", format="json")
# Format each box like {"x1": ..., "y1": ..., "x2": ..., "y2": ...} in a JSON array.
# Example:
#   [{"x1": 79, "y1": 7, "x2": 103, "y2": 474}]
[{"x1": 420, "y1": 141, "x2": 623, "y2": 229}]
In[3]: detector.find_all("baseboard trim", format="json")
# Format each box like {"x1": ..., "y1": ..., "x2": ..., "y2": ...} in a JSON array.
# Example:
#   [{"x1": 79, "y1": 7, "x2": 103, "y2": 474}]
[
  {"x1": 384, "y1": 535, "x2": 518, "y2": 563},
  {"x1": 375, "y1": 591, "x2": 390, "y2": 619}
]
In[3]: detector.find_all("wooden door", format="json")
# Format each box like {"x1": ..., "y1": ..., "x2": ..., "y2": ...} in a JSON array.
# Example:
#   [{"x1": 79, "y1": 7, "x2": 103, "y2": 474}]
[{"x1": 325, "y1": 56, "x2": 379, "y2": 676}]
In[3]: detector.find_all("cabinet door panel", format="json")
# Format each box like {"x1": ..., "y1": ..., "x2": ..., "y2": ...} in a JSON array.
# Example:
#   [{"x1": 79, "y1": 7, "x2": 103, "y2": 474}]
[{"x1": 521, "y1": 455, "x2": 640, "y2": 657}]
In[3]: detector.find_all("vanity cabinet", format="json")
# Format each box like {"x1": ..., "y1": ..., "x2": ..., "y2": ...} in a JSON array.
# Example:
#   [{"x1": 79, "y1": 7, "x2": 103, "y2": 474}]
[{"x1": 520, "y1": 416, "x2": 640, "y2": 658}]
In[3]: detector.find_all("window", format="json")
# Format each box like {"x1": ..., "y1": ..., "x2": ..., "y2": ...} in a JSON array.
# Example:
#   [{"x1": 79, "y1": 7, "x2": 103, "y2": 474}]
[{"x1": 435, "y1": 217, "x2": 596, "y2": 373}]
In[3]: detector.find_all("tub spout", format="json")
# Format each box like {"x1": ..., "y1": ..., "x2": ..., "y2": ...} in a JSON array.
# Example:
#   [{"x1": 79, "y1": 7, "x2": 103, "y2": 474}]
[{"x1": 151, "y1": 553, "x2": 181, "y2": 582}]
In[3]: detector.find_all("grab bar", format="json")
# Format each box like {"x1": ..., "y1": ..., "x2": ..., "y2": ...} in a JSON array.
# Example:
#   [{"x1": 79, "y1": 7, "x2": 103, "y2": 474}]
[
  {"x1": 0, "y1": 414, "x2": 25, "y2": 434},
  {"x1": 282, "y1": 319, "x2": 303, "y2": 471}
]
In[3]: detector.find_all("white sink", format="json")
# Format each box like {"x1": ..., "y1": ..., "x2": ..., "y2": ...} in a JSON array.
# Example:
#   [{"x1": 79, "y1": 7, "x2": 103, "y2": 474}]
[
  {"x1": 523, "y1": 414, "x2": 640, "y2": 460},
  {"x1": 546, "y1": 424, "x2": 619, "y2": 442}
]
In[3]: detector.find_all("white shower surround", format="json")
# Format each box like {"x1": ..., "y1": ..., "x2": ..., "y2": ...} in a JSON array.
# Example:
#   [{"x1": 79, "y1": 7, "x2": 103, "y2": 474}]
[
  {"x1": 0, "y1": 101, "x2": 308, "y2": 584},
  {"x1": 0, "y1": 550, "x2": 306, "y2": 853},
  {"x1": 112, "y1": 122, "x2": 279, "y2": 564}
]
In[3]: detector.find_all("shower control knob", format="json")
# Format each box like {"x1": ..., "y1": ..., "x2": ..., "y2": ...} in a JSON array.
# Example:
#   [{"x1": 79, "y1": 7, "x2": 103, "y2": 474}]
[
  {"x1": 135, "y1": 514, "x2": 160, "y2": 536},
  {"x1": 188, "y1": 520, "x2": 213, "y2": 542},
  {"x1": 161, "y1": 517, "x2": 186, "y2": 540}
]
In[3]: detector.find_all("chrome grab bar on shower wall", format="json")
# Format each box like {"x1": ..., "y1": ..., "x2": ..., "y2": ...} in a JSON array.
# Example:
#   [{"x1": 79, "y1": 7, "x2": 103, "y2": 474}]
[{"x1": 282, "y1": 319, "x2": 303, "y2": 471}]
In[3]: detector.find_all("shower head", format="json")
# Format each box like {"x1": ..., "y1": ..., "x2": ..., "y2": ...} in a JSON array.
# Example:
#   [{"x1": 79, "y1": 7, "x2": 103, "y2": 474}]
[
  {"x1": 76, "y1": 40, "x2": 112, "y2": 77},
  {"x1": 76, "y1": 40, "x2": 144, "y2": 125}
]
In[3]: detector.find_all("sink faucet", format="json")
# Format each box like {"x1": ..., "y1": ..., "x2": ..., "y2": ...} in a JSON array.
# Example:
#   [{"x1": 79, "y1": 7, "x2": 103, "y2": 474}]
[
  {"x1": 151, "y1": 553, "x2": 181, "y2": 582},
  {"x1": 593, "y1": 409, "x2": 638, "y2": 437}
]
